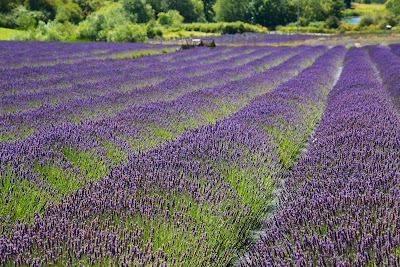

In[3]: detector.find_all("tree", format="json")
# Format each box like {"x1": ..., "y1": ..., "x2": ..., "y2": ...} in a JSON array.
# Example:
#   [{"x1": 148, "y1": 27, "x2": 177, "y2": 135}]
[
  {"x1": 146, "y1": 0, "x2": 168, "y2": 14},
  {"x1": 25, "y1": 0, "x2": 58, "y2": 21},
  {"x1": 386, "y1": 0, "x2": 400, "y2": 17},
  {"x1": 55, "y1": 2, "x2": 83, "y2": 23},
  {"x1": 157, "y1": 9, "x2": 184, "y2": 26},
  {"x1": 250, "y1": 0, "x2": 293, "y2": 29},
  {"x1": 122, "y1": 0, "x2": 155, "y2": 23},
  {"x1": 166, "y1": 0, "x2": 205, "y2": 22},
  {"x1": 202, "y1": 0, "x2": 216, "y2": 21},
  {"x1": 214, "y1": 0, "x2": 250, "y2": 22},
  {"x1": 344, "y1": 0, "x2": 352, "y2": 9}
]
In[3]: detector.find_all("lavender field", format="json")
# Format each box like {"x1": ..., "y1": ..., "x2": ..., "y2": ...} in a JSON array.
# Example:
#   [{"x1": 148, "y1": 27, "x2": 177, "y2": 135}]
[{"x1": 0, "y1": 40, "x2": 399, "y2": 266}]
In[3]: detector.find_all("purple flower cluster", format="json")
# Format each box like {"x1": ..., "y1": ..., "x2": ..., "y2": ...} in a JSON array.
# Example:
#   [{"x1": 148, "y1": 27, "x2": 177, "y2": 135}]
[
  {"x1": 240, "y1": 48, "x2": 400, "y2": 266},
  {"x1": 369, "y1": 44, "x2": 400, "y2": 109},
  {"x1": 1, "y1": 46, "x2": 276, "y2": 139},
  {"x1": 0, "y1": 44, "x2": 319, "y2": 224},
  {"x1": 0, "y1": 41, "x2": 177, "y2": 69},
  {"x1": 0, "y1": 44, "x2": 345, "y2": 266}
]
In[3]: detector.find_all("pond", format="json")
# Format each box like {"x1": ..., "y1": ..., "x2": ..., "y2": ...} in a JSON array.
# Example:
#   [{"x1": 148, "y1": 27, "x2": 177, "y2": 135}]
[{"x1": 342, "y1": 17, "x2": 362, "y2": 24}]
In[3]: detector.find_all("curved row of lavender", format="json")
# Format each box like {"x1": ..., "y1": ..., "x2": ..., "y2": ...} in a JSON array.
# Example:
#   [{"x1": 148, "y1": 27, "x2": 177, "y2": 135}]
[
  {"x1": 0, "y1": 45, "x2": 321, "y2": 223},
  {"x1": 240, "y1": 48, "x2": 400, "y2": 266},
  {"x1": 389, "y1": 43, "x2": 400, "y2": 57},
  {"x1": 1, "y1": 46, "x2": 243, "y2": 109},
  {"x1": 0, "y1": 45, "x2": 345, "y2": 266},
  {"x1": 369, "y1": 45, "x2": 400, "y2": 110},
  {"x1": 0, "y1": 41, "x2": 178, "y2": 69},
  {"x1": 1, "y1": 46, "x2": 286, "y2": 141}
]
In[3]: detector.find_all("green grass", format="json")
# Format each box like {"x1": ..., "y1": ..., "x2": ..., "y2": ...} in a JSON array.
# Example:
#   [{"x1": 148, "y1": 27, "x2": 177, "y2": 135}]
[
  {"x1": 0, "y1": 27, "x2": 25, "y2": 40},
  {"x1": 351, "y1": 3, "x2": 386, "y2": 16},
  {"x1": 343, "y1": 3, "x2": 387, "y2": 21},
  {"x1": 0, "y1": 168, "x2": 48, "y2": 224},
  {"x1": 62, "y1": 146, "x2": 109, "y2": 182},
  {"x1": 111, "y1": 48, "x2": 175, "y2": 59}
]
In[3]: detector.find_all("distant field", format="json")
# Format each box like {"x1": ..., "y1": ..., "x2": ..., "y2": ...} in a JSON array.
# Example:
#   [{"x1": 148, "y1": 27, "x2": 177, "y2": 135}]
[
  {"x1": 0, "y1": 27, "x2": 24, "y2": 40},
  {"x1": 354, "y1": 3, "x2": 386, "y2": 15},
  {"x1": 344, "y1": 3, "x2": 386, "y2": 17}
]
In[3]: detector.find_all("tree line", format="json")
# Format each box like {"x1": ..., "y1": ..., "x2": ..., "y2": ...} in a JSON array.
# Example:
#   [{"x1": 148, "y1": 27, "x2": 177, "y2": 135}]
[{"x1": 1, "y1": 0, "x2": 398, "y2": 41}]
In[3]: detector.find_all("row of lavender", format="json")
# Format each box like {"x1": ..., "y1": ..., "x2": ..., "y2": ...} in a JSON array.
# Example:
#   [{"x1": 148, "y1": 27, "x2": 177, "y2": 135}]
[
  {"x1": 240, "y1": 48, "x2": 400, "y2": 266},
  {"x1": 0, "y1": 41, "x2": 178, "y2": 69},
  {"x1": 370, "y1": 44, "x2": 400, "y2": 109},
  {"x1": 0, "y1": 45, "x2": 344, "y2": 265},
  {"x1": 1, "y1": 46, "x2": 285, "y2": 141},
  {"x1": 1, "y1": 46, "x2": 251, "y2": 112},
  {"x1": 0, "y1": 44, "x2": 320, "y2": 223}
]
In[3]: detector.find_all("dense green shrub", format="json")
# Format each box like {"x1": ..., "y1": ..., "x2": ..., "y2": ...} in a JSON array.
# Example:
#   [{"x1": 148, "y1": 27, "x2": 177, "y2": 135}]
[
  {"x1": 77, "y1": 2, "x2": 127, "y2": 41},
  {"x1": 181, "y1": 21, "x2": 266, "y2": 33},
  {"x1": 157, "y1": 10, "x2": 184, "y2": 26},
  {"x1": 146, "y1": 21, "x2": 163, "y2": 38},
  {"x1": 325, "y1": 15, "x2": 341, "y2": 28},
  {"x1": 122, "y1": 0, "x2": 155, "y2": 23},
  {"x1": 54, "y1": 2, "x2": 83, "y2": 24},
  {"x1": 1, "y1": 6, "x2": 46, "y2": 30},
  {"x1": 358, "y1": 11, "x2": 397, "y2": 30},
  {"x1": 106, "y1": 23, "x2": 147, "y2": 42},
  {"x1": 12, "y1": 20, "x2": 77, "y2": 41}
]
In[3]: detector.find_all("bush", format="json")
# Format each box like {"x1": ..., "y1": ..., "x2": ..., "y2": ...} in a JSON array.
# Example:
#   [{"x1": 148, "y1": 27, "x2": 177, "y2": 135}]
[
  {"x1": 0, "y1": 12, "x2": 17, "y2": 28},
  {"x1": 359, "y1": 15, "x2": 375, "y2": 27},
  {"x1": 9, "y1": 6, "x2": 45, "y2": 30},
  {"x1": 12, "y1": 20, "x2": 78, "y2": 41},
  {"x1": 325, "y1": 15, "x2": 340, "y2": 29},
  {"x1": 157, "y1": 10, "x2": 184, "y2": 27},
  {"x1": 181, "y1": 21, "x2": 266, "y2": 33},
  {"x1": 55, "y1": 2, "x2": 83, "y2": 24},
  {"x1": 106, "y1": 23, "x2": 147, "y2": 42},
  {"x1": 146, "y1": 21, "x2": 163, "y2": 38},
  {"x1": 77, "y1": 2, "x2": 127, "y2": 41}
]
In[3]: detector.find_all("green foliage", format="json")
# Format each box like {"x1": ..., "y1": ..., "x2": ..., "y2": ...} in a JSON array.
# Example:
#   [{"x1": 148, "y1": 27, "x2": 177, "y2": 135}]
[
  {"x1": 72, "y1": 0, "x2": 110, "y2": 18},
  {"x1": 157, "y1": 10, "x2": 184, "y2": 26},
  {"x1": 77, "y1": 2, "x2": 128, "y2": 41},
  {"x1": 0, "y1": 0, "x2": 394, "y2": 39},
  {"x1": 12, "y1": 20, "x2": 78, "y2": 41},
  {"x1": 326, "y1": 15, "x2": 341, "y2": 28},
  {"x1": 249, "y1": 0, "x2": 294, "y2": 30},
  {"x1": 202, "y1": 0, "x2": 216, "y2": 21},
  {"x1": 54, "y1": 2, "x2": 83, "y2": 24},
  {"x1": 386, "y1": 0, "x2": 400, "y2": 17},
  {"x1": 106, "y1": 23, "x2": 148, "y2": 42},
  {"x1": 358, "y1": 11, "x2": 397, "y2": 29},
  {"x1": 13, "y1": 6, "x2": 39, "y2": 29},
  {"x1": 146, "y1": 20, "x2": 163, "y2": 37},
  {"x1": 181, "y1": 21, "x2": 266, "y2": 33},
  {"x1": 0, "y1": 6, "x2": 45, "y2": 30},
  {"x1": 0, "y1": 0, "x2": 23, "y2": 12},
  {"x1": 25, "y1": 0, "x2": 58, "y2": 21},
  {"x1": 166, "y1": 0, "x2": 205, "y2": 22},
  {"x1": 123, "y1": 0, "x2": 155, "y2": 23},
  {"x1": 146, "y1": 0, "x2": 168, "y2": 13},
  {"x1": 214, "y1": 0, "x2": 250, "y2": 22}
]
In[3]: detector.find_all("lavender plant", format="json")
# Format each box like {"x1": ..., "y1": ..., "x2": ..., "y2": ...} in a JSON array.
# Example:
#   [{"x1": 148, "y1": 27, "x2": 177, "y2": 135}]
[
  {"x1": 0, "y1": 45, "x2": 317, "y2": 222},
  {"x1": 0, "y1": 45, "x2": 345, "y2": 266},
  {"x1": 240, "y1": 48, "x2": 400, "y2": 266},
  {"x1": 369, "y1": 44, "x2": 400, "y2": 110}
]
